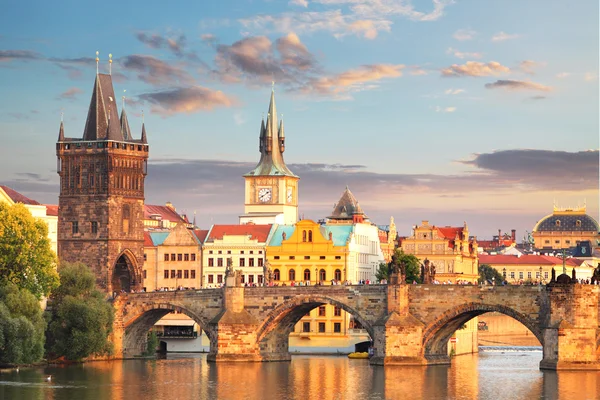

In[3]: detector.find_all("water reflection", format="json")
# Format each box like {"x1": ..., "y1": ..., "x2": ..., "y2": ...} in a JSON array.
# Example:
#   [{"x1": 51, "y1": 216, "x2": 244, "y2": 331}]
[{"x1": 1, "y1": 350, "x2": 599, "y2": 400}]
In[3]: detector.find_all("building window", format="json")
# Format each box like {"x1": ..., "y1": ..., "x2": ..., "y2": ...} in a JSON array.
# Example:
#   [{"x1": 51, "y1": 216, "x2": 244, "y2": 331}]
[
  {"x1": 191, "y1": 270, "x2": 196, "y2": 279},
  {"x1": 178, "y1": 254, "x2": 183, "y2": 261},
  {"x1": 164, "y1": 254, "x2": 169, "y2": 261},
  {"x1": 248, "y1": 275, "x2": 254, "y2": 284},
  {"x1": 217, "y1": 274, "x2": 222, "y2": 283},
  {"x1": 308, "y1": 231, "x2": 313, "y2": 242},
  {"x1": 184, "y1": 254, "x2": 189, "y2": 261},
  {"x1": 258, "y1": 258, "x2": 263, "y2": 267},
  {"x1": 318, "y1": 306, "x2": 326, "y2": 316},
  {"x1": 289, "y1": 269, "x2": 296, "y2": 281},
  {"x1": 208, "y1": 275, "x2": 214, "y2": 284},
  {"x1": 241, "y1": 275, "x2": 245, "y2": 284},
  {"x1": 250, "y1": 251, "x2": 254, "y2": 254},
  {"x1": 241, "y1": 250, "x2": 245, "y2": 254},
  {"x1": 208, "y1": 258, "x2": 214, "y2": 267},
  {"x1": 554, "y1": 240, "x2": 560, "y2": 244},
  {"x1": 304, "y1": 269, "x2": 311, "y2": 281},
  {"x1": 334, "y1": 306, "x2": 341, "y2": 316},
  {"x1": 334, "y1": 269, "x2": 342, "y2": 281},
  {"x1": 565, "y1": 240, "x2": 571, "y2": 245},
  {"x1": 519, "y1": 272, "x2": 523, "y2": 279},
  {"x1": 217, "y1": 258, "x2": 223, "y2": 267},
  {"x1": 227, "y1": 250, "x2": 231, "y2": 254},
  {"x1": 318, "y1": 322, "x2": 325, "y2": 333},
  {"x1": 536, "y1": 271, "x2": 540, "y2": 279},
  {"x1": 91, "y1": 221, "x2": 98, "y2": 234},
  {"x1": 334, "y1": 323, "x2": 341, "y2": 333},
  {"x1": 576, "y1": 220, "x2": 582, "y2": 227},
  {"x1": 184, "y1": 270, "x2": 189, "y2": 279},
  {"x1": 335, "y1": 256, "x2": 341, "y2": 260},
  {"x1": 239, "y1": 258, "x2": 245, "y2": 267},
  {"x1": 302, "y1": 230, "x2": 307, "y2": 242},
  {"x1": 527, "y1": 272, "x2": 532, "y2": 279},
  {"x1": 510, "y1": 272, "x2": 515, "y2": 279},
  {"x1": 259, "y1": 250, "x2": 263, "y2": 254},
  {"x1": 303, "y1": 322, "x2": 311, "y2": 333},
  {"x1": 191, "y1": 254, "x2": 196, "y2": 262},
  {"x1": 171, "y1": 270, "x2": 176, "y2": 279},
  {"x1": 555, "y1": 220, "x2": 561, "y2": 227},
  {"x1": 143, "y1": 253, "x2": 147, "y2": 261},
  {"x1": 122, "y1": 205, "x2": 130, "y2": 235},
  {"x1": 171, "y1": 254, "x2": 176, "y2": 261},
  {"x1": 274, "y1": 256, "x2": 280, "y2": 260},
  {"x1": 544, "y1": 272, "x2": 548, "y2": 279},
  {"x1": 218, "y1": 250, "x2": 222, "y2": 254},
  {"x1": 319, "y1": 269, "x2": 326, "y2": 281},
  {"x1": 249, "y1": 258, "x2": 255, "y2": 267},
  {"x1": 258, "y1": 275, "x2": 263, "y2": 284},
  {"x1": 72, "y1": 221, "x2": 79, "y2": 234},
  {"x1": 289, "y1": 256, "x2": 295, "y2": 260},
  {"x1": 143, "y1": 270, "x2": 147, "y2": 279},
  {"x1": 304, "y1": 256, "x2": 310, "y2": 260},
  {"x1": 273, "y1": 269, "x2": 280, "y2": 281},
  {"x1": 320, "y1": 256, "x2": 326, "y2": 260},
  {"x1": 177, "y1": 270, "x2": 182, "y2": 279},
  {"x1": 544, "y1": 240, "x2": 550, "y2": 244},
  {"x1": 164, "y1": 270, "x2": 169, "y2": 279},
  {"x1": 209, "y1": 250, "x2": 213, "y2": 254}
]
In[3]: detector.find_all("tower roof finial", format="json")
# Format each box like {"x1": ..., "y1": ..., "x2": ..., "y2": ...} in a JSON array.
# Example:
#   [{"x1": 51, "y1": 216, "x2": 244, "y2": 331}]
[
  {"x1": 272, "y1": 80, "x2": 275, "y2": 92},
  {"x1": 109, "y1": 53, "x2": 113, "y2": 75},
  {"x1": 95, "y1": 51, "x2": 99, "y2": 74},
  {"x1": 122, "y1": 89, "x2": 126, "y2": 111}
]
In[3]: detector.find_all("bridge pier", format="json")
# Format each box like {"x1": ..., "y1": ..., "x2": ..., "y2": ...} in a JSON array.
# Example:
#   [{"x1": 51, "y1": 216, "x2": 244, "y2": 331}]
[
  {"x1": 207, "y1": 286, "x2": 263, "y2": 362},
  {"x1": 370, "y1": 285, "x2": 430, "y2": 366},
  {"x1": 540, "y1": 285, "x2": 600, "y2": 370}
]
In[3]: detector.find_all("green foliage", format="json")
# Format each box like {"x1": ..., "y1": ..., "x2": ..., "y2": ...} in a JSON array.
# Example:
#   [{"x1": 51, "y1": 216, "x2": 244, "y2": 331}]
[
  {"x1": 376, "y1": 249, "x2": 422, "y2": 283},
  {"x1": 0, "y1": 202, "x2": 59, "y2": 299},
  {"x1": 46, "y1": 263, "x2": 114, "y2": 361},
  {"x1": 478, "y1": 264, "x2": 505, "y2": 285},
  {"x1": 144, "y1": 331, "x2": 159, "y2": 356},
  {"x1": 0, "y1": 283, "x2": 46, "y2": 365}
]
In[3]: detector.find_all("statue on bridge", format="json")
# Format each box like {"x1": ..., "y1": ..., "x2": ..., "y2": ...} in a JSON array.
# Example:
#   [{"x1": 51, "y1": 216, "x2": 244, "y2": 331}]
[
  {"x1": 388, "y1": 253, "x2": 406, "y2": 284},
  {"x1": 263, "y1": 260, "x2": 273, "y2": 286},
  {"x1": 592, "y1": 263, "x2": 600, "y2": 284},
  {"x1": 225, "y1": 257, "x2": 234, "y2": 278},
  {"x1": 421, "y1": 259, "x2": 435, "y2": 284}
]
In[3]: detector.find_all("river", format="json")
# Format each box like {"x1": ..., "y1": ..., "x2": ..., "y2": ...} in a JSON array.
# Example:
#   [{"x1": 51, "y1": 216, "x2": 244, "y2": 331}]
[{"x1": 1, "y1": 348, "x2": 599, "y2": 400}]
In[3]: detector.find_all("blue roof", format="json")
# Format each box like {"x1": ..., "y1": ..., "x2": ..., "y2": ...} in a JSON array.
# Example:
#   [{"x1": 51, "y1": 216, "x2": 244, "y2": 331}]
[
  {"x1": 149, "y1": 232, "x2": 170, "y2": 246},
  {"x1": 320, "y1": 225, "x2": 353, "y2": 246},
  {"x1": 268, "y1": 225, "x2": 297, "y2": 246}
]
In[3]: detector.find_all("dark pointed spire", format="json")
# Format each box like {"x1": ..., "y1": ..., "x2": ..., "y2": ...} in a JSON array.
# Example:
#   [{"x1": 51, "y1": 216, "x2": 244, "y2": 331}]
[
  {"x1": 259, "y1": 116, "x2": 266, "y2": 152},
  {"x1": 141, "y1": 122, "x2": 147, "y2": 144},
  {"x1": 120, "y1": 108, "x2": 132, "y2": 141},
  {"x1": 278, "y1": 117, "x2": 285, "y2": 153},
  {"x1": 58, "y1": 120, "x2": 64, "y2": 141},
  {"x1": 82, "y1": 74, "x2": 123, "y2": 141}
]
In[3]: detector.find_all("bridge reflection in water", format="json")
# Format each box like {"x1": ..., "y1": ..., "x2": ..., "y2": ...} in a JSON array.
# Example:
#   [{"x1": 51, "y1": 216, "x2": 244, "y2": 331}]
[
  {"x1": 2, "y1": 352, "x2": 600, "y2": 399},
  {"x1": 112, "y1": 284, "x2": 600, "y2": 370}
]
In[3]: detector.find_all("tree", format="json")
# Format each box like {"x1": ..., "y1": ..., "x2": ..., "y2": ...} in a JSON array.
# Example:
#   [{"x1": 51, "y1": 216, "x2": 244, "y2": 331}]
[
  {"x1": 0, "y1": 202, "x2": 59, "y2": 299},
  {"x1": 46, "y1": 262, "x2": 114, "y2": 361},
  {"x1": 376, "y1": 249, "x2": 422, "y2": 283},
  {"x1": 0, "y1": 283, "x2": 46, "y2": 365},
  {"x1": 478, "y1": 264, "x2": 505, "y2": 285}
]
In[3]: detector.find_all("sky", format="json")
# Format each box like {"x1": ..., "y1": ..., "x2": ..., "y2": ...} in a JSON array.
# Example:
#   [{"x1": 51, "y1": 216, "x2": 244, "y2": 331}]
[{"x1": 0, "y1": 0, "x2": 598, "y2": 240}]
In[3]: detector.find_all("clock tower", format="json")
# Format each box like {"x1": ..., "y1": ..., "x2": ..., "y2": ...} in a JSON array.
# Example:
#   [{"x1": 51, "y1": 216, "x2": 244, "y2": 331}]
[{"x1": 240, "y1": 88, "x2": 299, "y2": 225}]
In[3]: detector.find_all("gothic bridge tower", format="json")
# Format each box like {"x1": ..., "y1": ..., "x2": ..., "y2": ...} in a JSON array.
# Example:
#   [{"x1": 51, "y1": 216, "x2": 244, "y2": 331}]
[
  {"x1": 240, "y1": 88, "x2": 299, "y2": 225},
  {"x1": 56, "y1": 69, "x2": 149, "y2": 293}
]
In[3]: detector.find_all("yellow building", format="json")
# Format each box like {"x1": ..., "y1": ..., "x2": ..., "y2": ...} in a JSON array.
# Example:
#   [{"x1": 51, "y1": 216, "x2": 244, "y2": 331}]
[
  {"x1": 532, "y1": 205, "x2": 600, "y2": 250},
  {"x1": 401, "y1": 220, "x2": 479, "y2": 283}
]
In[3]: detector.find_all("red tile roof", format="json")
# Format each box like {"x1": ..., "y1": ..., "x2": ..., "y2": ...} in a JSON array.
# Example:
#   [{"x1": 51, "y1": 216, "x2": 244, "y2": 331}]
[
  {"x1": 193, "y1": 229, "x2": 209, "y2": 244},
  {"x1": 207, "y1": 224, "x2": 272, "y2": 243},
  {"x1": 144, "y1": 231, "x2": 155, "y2": 247},
  {"x1": 144, "y1": 204, "x2": 186, "y2": 223},
  {"x1": 1, "y1": 185, "x2": 40, "y2": 205},
  {"x1": 479, "y1": 254, "x2": 581, "y2": 266},
  {"x1": 44, "y1": 204, "x2": 58, "y2": 216},
  {"x1": 436, "y1": 226, "x2": 463, "y2": 240}
]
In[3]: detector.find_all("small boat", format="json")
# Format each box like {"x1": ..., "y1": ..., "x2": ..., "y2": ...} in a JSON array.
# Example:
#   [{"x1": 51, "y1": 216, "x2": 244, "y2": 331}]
[{"x1": 348, "y1": 352, "x2": 369, "y2": 359}]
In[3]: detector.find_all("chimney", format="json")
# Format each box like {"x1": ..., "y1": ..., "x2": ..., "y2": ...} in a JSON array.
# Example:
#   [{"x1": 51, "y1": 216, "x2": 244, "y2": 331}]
[
  {"x1": 511, "y1": 229, "x2": 516, "y2": 242},
  {"x1": 498, "y1": 229, "x2": 501, "y2": 240}
]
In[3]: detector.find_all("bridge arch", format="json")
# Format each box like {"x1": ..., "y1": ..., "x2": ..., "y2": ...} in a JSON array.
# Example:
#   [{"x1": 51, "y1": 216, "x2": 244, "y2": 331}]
[
  {"x1": 256, "y1": 294, "x2": 374, "y2": 359},
  {"x1": 122, "y1": 301, "x2": 214, "y2": 357},
  {"x1": 422, "y1": 302, "x2": 543, "y2": 359}
]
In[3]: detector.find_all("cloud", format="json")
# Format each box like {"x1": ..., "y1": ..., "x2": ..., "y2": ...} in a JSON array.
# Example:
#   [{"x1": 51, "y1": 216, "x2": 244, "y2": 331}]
[
  {"x1": 529, "y1": 95, "x2": 546, "y2": 100},
  {"x1": 584, "y1": 72, "x2": 598, "y2": 81},
  {"x1": 484, "y1": 79, "x2": 552, "y2": 92},
  {"x1": 519, "y1": 60, "x2": 542, "y2": 75},
  {"x1": 444, "y1": 88, "x2": 465, "y2": 95},
  {"x1": 555, "y1": 72, "x2": 570, "y2": 79},
  {"x1": 135, "y1": 31, "x2": 194, "y2": 59},
  {"x1": 441, "y1": 61, "x2": 510, "y2": 77},
  {"x1": 276, "y1": 33, "x2": 316, "y2": 70},
  {"x1": 435, "y1": 106, "x2": 456, "y2": 113},
  {"x1": 491, "y1": 31, "x2": 520, "y2": 42},
  {"x1": 120, "y1": 54, "x2": 194, "y2": 86},
  {"x1": 57, "y1": 87, "x2": 83, "y2": 100},
  {"x1": 446, "y1": 47, "x2": 482, "y2": 59},
  {"x1": 0, "y1": 49, "x2": 43, "y2": 62},
  {"x1": 346, "y1": 19, "x2": 392, "y2": 39},
  {"x1": 200, "y1": 33, "x2": 218, "y2": 47},
  {"x1": 453, "y1": 29, "x2": 476, "y2": 41},
  {"x1": 289, "y1": 0, "x2": 309, "y2": 6},
  {"x1": 301, "y1": 64, "x2": 404, "y2": 97},
  {"x1": 137, "y1": 86, "x2": 236, "y2": 116}
]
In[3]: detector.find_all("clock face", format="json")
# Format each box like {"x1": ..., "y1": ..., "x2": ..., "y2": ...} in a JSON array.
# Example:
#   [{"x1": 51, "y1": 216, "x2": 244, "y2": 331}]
[
  {"x1": 258, "y1": 188, "x2": 272, "y2": 202},
  {"x1": 287, "y1": 187, "x2": 293, "y2": 203}
]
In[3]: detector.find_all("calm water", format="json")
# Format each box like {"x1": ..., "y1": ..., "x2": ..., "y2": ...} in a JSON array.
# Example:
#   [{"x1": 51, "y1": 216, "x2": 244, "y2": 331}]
[{"x1": 1, "y1": 348, "x2": 599, "y2": 400}]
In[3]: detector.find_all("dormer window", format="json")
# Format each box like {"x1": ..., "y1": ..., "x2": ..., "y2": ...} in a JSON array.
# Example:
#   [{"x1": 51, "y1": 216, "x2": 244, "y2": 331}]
[
  {"x1": 555, "y1": 220, "x2": 561, "y2": 227},
  {"x1": 576, "y1": 220, "x2": 582, "y2": 227}
]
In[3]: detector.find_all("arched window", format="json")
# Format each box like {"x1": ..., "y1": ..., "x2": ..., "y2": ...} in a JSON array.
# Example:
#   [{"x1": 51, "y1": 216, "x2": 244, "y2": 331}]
[
  {"x1": 303, "y1": 269, "x2": 311, "y2": 281},
  {"x1": 302, "y1": 230, "x2": 307, "y2": 242},
  {"x1": 273, "y1": 269, "x2": 280, "y2": 281},
  {"x1": 555, "y1": 220, "x2": 561, "y2": 227},
  {"x1": 289, "y1": 269, "x2": 296, "y2": 281},
  {"x1": 319, "y1": 269, "x2": 326, "y2": 281},
  {"x1": 308, "y1": 230, "x2": 313, "y2": 242},
  {"x1": 122, "y1": 204, "x2": 131, "y2": 235},
  {"x1": 576, "y1": 220, "x2": 582, "y2": 227},
  {"x1": 334, "y1": 269, "x2": 342, "y2": 281}
]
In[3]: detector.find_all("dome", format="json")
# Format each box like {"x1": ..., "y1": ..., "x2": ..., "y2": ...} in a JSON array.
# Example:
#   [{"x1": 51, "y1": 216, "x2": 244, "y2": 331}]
[{"x1": 533, "y1": 211, "x2": 599, "y2": 232}]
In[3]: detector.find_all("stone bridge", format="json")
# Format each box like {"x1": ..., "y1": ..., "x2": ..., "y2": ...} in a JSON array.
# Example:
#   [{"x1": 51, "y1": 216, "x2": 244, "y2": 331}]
[{"x1": 112, "y1": 283, "x2": 600, "y2": 370}]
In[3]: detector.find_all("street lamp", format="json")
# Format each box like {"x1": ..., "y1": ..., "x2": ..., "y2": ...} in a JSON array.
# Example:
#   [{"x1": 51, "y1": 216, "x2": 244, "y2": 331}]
[
  {"x1": 492, "y1": 277, "x2": 495, "y2": 286},
  {"x1": 502, "y1": 268, "x2": 506, "y2": 281},
  {"x1": 315, "y1": 268, "x2": 318, "y2": 285},
  {"x1": 539, "y1": 266, "x2": 543, "y2": 284}
]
